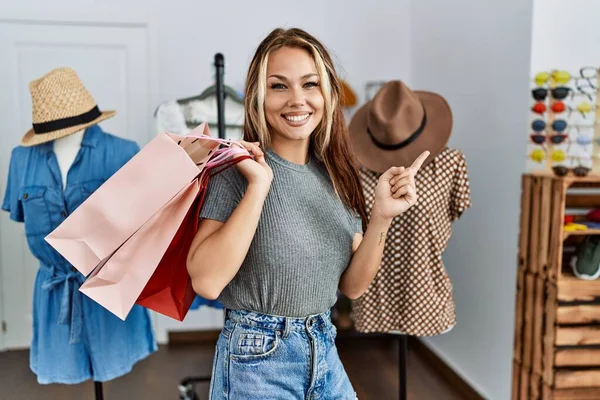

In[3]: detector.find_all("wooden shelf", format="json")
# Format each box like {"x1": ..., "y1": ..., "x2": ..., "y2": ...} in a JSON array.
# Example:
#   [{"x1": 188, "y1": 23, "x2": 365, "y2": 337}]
[
  {"x1": 564, "y1": 228, "x2": 600, "y2": 239},
  {"x1": 514, "y1": 174, "x2": 600, "y2": 399},
  {"x1": 557, "y1": 271, "x2": 600, "y2": 302}
]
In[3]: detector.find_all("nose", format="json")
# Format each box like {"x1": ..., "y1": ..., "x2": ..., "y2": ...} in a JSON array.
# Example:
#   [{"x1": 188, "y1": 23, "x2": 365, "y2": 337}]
[{"x1": 287, "y1": 87, "x2": 305, "y2": 108}]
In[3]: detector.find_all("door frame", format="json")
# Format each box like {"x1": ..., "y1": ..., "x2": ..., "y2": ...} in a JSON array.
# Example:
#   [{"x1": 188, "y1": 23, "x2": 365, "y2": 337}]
[{"x1": 0, "y1": 5, "x2": 159, "y2": 351}]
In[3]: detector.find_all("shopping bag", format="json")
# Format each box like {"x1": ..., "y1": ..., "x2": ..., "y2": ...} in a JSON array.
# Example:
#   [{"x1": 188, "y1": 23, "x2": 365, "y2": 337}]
[
  {"x1": 136, "y1": 154, "x2": 250, "y2": 321},
  {"x1": 80, "y1": 145, "x2": 249, "y2": 320},
  {"x1": 45, "y1": 123, "x2": 250, "y2": 320},
  {"x1": 79, "y1": 178, "x2": 201, "y2": 320},
  {"x1": 45, "y1": 122, "x2": 222, "y2": 276}
]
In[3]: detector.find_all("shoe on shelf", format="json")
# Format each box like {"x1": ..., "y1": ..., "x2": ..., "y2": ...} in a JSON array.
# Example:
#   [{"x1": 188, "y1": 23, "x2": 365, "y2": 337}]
[{"x1": 570, "y1": 236, "x2": 600, "y2": 280}]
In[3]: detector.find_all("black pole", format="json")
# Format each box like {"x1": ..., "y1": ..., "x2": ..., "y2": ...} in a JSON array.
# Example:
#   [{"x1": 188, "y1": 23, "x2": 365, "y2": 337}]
[
  {"x1": 214, "y1": 53, "x2": 226, "y2": 140},
  {"x1": 94, "y1": 381, "x2": 104, "y2": 400},
  {"x1": 399, "y1": 335, "x2": 407, "y2": 400}
]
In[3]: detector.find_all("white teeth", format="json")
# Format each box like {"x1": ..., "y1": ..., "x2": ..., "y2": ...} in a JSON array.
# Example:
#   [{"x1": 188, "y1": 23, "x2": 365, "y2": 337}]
[{"x1": 285, "y1": 114, "x2": 309, "y2": 122}]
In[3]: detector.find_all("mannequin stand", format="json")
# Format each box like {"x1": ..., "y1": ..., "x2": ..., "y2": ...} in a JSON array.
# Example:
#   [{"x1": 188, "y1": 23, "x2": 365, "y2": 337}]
[
  {"x1": 94, "y1": 381, "x2": 104, "y2": 400},
  {"x1": 398, "y1": 335, "x2": 407, "y2": 400}
]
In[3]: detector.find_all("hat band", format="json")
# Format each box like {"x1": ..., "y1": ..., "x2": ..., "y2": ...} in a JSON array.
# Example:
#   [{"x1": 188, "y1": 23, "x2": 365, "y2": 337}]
[
  {"x1": 367, "y1": 110, "x2": 427, "y2": 151},
  {"x1": 33, "y1": 106, "x2": 101, "y2": 134}
]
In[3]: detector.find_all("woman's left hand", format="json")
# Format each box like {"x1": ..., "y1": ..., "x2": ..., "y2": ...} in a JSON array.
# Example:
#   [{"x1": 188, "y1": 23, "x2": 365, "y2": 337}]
[{"x1": 371, "y1": 151, "x2": 430, "y2": 221}]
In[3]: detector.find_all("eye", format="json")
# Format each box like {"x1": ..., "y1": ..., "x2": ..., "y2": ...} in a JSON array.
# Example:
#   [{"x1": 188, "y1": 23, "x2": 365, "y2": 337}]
[
  {"x1": 304, "y1": 81, "x2": 319, "y2": 88},
  {"x1": 270, "y1": 83, "x2": 286, "y2": 90}
]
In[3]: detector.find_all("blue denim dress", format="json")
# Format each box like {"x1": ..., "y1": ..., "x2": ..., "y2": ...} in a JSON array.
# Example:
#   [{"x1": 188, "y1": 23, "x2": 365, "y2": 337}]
[{"x1": 2, "y1": 125, "x2": 157, "y2": 384}]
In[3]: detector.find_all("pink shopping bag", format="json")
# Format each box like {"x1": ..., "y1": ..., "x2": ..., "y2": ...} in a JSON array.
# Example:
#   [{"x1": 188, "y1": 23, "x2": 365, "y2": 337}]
[
  {"x1": 45, "y1": 123, "x2": 222, "y2": 276},
  {"x1": 45, "y1": 123, "x2": 249, "y2": 319}
]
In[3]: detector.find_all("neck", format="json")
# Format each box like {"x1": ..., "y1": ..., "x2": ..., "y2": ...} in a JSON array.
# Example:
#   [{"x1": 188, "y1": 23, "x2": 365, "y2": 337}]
[
  {"x1": 54, "y1": 130, "x2": 84, "y2": 153},
  {"x1": 270, "y1": 137, "x2": 310, "y2": 165}
]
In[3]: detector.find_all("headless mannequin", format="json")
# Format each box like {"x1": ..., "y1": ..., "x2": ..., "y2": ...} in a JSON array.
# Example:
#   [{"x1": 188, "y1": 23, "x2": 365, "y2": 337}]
[
  {"x1": 52, "y1": 128, "x2": 104, "y2": 400},
  {"x1": 53, "y1": 130, "x2": 84, "y2": 190}
]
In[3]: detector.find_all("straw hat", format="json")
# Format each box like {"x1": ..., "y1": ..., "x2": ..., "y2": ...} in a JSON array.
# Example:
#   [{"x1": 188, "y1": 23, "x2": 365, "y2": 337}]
[
  {"x1": 21, "y1": 67, "x2": 116, "y2": 147},
  {"x1": 349, "y1": 80, "x2": 452, "y2": 173}
]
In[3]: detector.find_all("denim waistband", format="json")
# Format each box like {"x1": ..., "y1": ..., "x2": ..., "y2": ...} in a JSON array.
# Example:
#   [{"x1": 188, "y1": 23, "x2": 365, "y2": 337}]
[{"x1": 225, "y1": 308, "x2": 332, "y2": 332}]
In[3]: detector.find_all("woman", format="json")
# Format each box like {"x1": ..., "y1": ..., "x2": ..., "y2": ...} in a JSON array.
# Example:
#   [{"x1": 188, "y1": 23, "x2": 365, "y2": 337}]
[{"x1": 187, "y1": 27, "x2": 428, "y2": 399}]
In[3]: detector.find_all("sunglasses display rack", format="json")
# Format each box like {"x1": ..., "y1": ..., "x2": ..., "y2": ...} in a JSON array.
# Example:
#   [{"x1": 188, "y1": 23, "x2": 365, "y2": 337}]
[
  {"x1": 527, "y1": 67, "x2": 600, "y2": 178},
  {"x1": 512, "y1": 175, "x2": 600, "y2": 399}
]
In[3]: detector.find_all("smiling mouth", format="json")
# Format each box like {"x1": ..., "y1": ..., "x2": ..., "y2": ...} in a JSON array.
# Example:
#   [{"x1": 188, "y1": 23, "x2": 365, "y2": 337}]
[{"x1": 283, "y1": 113, "x2": 311, "y2": 123}]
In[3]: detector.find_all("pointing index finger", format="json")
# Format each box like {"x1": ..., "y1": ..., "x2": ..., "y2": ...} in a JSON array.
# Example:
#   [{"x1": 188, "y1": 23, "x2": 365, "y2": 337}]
[{"x1": 410, "y1": 151, "x2": 430, "y2": 172}]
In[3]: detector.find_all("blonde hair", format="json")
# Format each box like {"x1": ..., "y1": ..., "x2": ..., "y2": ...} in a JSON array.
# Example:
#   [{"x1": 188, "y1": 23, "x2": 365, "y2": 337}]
[{"x1": 243, "y1": 28, "x2": 368, "y2": 230}]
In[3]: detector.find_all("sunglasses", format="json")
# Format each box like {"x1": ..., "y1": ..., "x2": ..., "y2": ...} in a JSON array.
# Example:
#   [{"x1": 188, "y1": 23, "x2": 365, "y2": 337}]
[
  {"x1": 552, "y1": 165, "x2": 591, "y2": 177},
  {"x1": 529, "y1": 149, "x2": 567, "y2": 163},
  {"x1": 534, "y1": 70, "x2": 572, "y2": 85},
  {"x1": 530, "y1": 133, "x2": 568, "y2": 144},
  {"x1": 532, "y1": 87, "x2": 572, "y2": 101},
  {"x1": 574, "y1": 77, "x2": 597, "y2": 101},
  {"x1": 577, "y1": 135, "x2": 593, "y2": 146},
  {"x1": 531, "y1": 119, "x2": 569, "y2": 132}
]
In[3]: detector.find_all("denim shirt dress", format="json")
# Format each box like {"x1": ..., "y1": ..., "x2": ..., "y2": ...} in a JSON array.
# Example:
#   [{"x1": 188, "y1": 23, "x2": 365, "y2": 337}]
[{"x1": 1, "y1": 125, "x2": 157, "y2": 384}]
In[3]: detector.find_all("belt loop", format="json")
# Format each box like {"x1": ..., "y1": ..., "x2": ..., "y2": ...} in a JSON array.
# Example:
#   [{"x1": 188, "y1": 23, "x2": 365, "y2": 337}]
[{"x1": 282, "y1": 317, "x2": 291, "y2": 339}]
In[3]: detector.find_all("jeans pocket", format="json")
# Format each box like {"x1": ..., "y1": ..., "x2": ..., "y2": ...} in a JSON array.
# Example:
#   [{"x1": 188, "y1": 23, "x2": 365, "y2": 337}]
[{"x1": 228, "y1": 323, "x2": 280, "y2": 362}]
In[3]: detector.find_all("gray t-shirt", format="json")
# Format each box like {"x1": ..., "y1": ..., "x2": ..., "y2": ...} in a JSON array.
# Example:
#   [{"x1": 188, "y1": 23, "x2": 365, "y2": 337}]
[{"x1": 199, "y1": 148, "x2": 363, "y2": 317}]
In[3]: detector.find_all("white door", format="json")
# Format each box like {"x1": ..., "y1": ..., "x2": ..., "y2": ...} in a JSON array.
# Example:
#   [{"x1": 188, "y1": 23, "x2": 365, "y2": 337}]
[{"x1": 0, "y1": 9, "x2": 156, "y2": 350}]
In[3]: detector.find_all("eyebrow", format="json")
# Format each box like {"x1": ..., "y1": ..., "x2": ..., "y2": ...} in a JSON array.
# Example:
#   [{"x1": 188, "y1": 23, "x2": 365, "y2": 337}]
[{"x1": 268, "y1": 73, "x2": 318, "y2": 81}]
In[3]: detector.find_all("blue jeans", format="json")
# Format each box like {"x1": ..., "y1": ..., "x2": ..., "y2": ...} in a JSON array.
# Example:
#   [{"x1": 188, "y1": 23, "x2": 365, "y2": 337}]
[{"x1": 209, "y1": 309, "x2": 357, "y2": 399}]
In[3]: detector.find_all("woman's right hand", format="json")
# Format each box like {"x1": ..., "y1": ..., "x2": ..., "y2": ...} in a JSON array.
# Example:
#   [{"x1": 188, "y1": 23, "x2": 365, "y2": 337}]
[{"x1": 235, "y1": 141, "x2": 273, "y2": 189}]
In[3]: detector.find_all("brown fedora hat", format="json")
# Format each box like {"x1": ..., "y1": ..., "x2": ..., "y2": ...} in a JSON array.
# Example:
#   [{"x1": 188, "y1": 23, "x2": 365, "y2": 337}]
[
  {"x1": 21, "y1": 67, "x2": 116, "y2": 147},
  {"x1": 349, "y1": 80, "x2": 452, "y2": 173}
]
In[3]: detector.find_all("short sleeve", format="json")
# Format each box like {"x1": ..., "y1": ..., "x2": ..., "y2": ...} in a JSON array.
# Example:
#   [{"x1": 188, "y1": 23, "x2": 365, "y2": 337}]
[
  {"x1": 450, "y1": 152, "x2": 472, "y2": 221},
  {"x1": 199, "y1": 168, "x2": 244, "y2": 223},
  {"x1": 353, "y1": 212, "x2": 363, "y2": 234},
  {"x1": 2, "y1": 148, "x2": 24, "y2": 222}
]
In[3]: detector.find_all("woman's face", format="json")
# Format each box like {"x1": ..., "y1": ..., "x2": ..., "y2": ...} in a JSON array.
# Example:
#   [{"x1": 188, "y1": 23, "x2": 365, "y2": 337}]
[{"x1": 264, "y1": 46, "x2": 325, "y2": 144}]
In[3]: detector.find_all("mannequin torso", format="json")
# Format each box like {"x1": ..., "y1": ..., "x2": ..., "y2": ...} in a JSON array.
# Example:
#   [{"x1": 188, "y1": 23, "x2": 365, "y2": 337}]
[{"x1": 53, "y1": 130, "x2": 84, "y2": 191}]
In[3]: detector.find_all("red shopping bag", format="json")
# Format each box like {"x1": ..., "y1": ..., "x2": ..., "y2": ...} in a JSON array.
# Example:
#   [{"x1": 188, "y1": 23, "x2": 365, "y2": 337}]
[{"x1": 136, "y1": 155, "x2": 250, "y2": 320}]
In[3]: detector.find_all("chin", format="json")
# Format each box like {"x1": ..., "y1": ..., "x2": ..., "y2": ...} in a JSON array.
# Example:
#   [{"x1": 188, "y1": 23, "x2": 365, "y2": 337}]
[{"x1": 286, "y1": 129, "x2": 314, "y2": 141}]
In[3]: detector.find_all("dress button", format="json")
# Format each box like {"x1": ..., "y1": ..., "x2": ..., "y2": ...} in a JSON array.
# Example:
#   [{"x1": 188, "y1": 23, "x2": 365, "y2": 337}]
[
  {"x1": 61, "y1": 211, "x2": 67, "y2": 218},
  {"x1": 71, "y1": 266, "x2": 77, "y2": 273},
  {"x1": 23, "y1": 193, "x2": 28, "y2": 199}
]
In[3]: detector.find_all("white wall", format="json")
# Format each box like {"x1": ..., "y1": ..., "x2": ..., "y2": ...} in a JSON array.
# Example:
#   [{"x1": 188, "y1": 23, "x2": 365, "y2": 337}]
[
  {"x1": 531, "y1": 0, "x2": 600, "y2": 72},
  {"x1": 410, "y1": 1, "x2": 534, "y2": 399},
  {"x1": 96, "y1": 0, "x2": 412, "y2": 114}
]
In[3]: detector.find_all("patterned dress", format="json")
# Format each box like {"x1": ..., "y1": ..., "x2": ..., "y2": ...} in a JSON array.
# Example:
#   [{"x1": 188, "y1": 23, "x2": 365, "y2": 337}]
[{"x1": 351, "y1": 148, "x2": 472, "y2": 336}]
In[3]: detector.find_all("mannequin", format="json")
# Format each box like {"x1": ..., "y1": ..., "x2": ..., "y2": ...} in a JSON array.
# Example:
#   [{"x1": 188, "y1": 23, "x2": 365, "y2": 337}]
[
  {"x1": 54, "y1": 130, "x2": 83, "y2": 190},
  {"x1": 2, "y1": 67, "x2": 157, "y2": 390},
  {"x1": 348, "y1": 80, "x2": 472, "y2": 399}
]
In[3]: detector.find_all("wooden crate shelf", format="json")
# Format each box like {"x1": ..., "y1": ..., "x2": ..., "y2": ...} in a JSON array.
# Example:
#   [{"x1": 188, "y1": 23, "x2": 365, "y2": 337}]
[
  {"x1": 512, "y1": 174, "x2": 600, "y2": 400},
  {"x1": 557, "y1": 272, "x2": 600, "y2": 302},
  {"x1": 563, "y1": 229, "x2": 600, "y2": 239}
]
